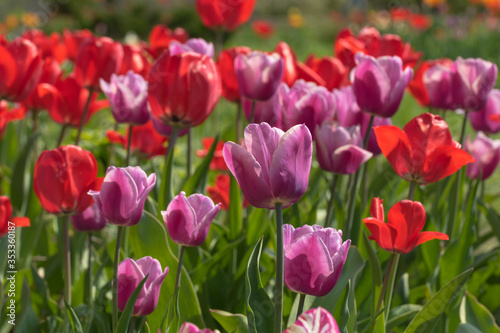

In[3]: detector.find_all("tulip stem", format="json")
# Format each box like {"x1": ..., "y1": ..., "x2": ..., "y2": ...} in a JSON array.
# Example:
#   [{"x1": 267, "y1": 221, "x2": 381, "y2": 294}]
[
  {"x1": 75, "y1": 88, "x2": 93, "y2": 145},
  {"x1": 249, "y1": 100, "x2": 256, "y2": 124},
  {"x1": 174, "y1": 246, "x2": 185, "y2": 296},
  {"x1": 325, "y1": 174, "x2": 339, "y2": 227},
  {"x1": 126, "y1": 125, "x2": 133, "y2": 166},
  {"x1": 408, "y1": 181, "x2": 417, "y2": 201},
  {"x1": 236, "y1": 102, "x2": 243, "y2": 141},
  {"x1": 62, "y1": 216, "x2": 72, "y2": 306},
  {"x1": 87, "y1": 232, "x2": 93, "y2": 304},
  {"x1": 112, "y1": 226, "x2": 124, "y2": 332},
  {"x1": 363, "y1": 115, "x2": 375, "y2": 149},
  {"x1": 56, "y1": 125, "x2": 67, "y2": 147},
  {"x1": 160, "y1": 126, "x2": 179, "y2": 215},
  {"x1": 129, "y1": 316, "x2": 136, "y2": 333},
  {"x1": 458, "y1": 111, "x2": 468, "y2": 146},
  {"x1": 296, "y1": 293, "x2": 306, "y2": 321},
  {"x1": 372, "y1": 253, "x2": 400, "y2": 332},
  {"x1": 274, "y1": 202, "x2": 284, "y2": 333},
  {"x1": 215, "y1": 30, "x2": 223, "y2": 58},
  {"x1": 109, "y1": 122, "x2": 119, "y2": 166},
  {"x1": 187, "y1": 130, "x2": 192, "y2": 178}
]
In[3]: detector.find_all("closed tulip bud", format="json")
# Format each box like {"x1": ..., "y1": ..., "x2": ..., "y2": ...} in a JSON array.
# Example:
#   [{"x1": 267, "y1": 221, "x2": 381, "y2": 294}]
[
  {"x1": 100, "y1": 71, "x2": 149, "y2": 125},
  {"x1": 423, "y1": 63, "x2": 454, "y2": 110},
  {"x1": 117, "y1": 256, "x2": 168, "y2": 316},
  {"x1": 195, "y1": 0, "x2": 256, "y2": 31},
  {"x1": 465, "y1": 132, "x2": 500, "y2": 180},
  {"x1": 283, "y1": 224, "x2": 350, "y2": 297},
  {"x1": 162, "y1": 192, "x2": 220, "y2": 247},
  {"x1": 89, "y1": 166, "x2": 155, "y2": 226},
  {"x1": 284, "y1": 307, "x2": 340, "y2": 333},
  {"x1": 468, "y1": 89, "x2": 500, "y2": 134},
  {"x1": 410, "y1": 58, "x2": 453, "y2": 107}
]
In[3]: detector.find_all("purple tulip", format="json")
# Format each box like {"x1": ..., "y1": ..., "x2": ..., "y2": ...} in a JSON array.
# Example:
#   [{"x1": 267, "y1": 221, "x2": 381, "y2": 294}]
[
  {"x1": 234, "y1": 51, "x2": 284, "y2": 101},
  {"x1": 242, "y1": 82, "x2": 288, "y2": 129},
  {"x1": 468, "y1": 89, "x2": 500, "y2": 134},
  {"x1": 465, "y1": 132, "x2": 500, "y2": 180},
  {"x1": 283, "y1": 307, "x2": 340, "y2": 333},
  {"x1": 223, "y1": 123, "x2": 312, "y2": 209},
  {"x1": 152, "y1": 116, "x2": 190, "y2": 138},
  {"x1": 169, "y1": 38, "x2": 214, "y2": 58},
  {"x1": 179, "y1": 322, "x2": 219, "y2": 333},
  {"x1": 451, "y1": 57, "x2": 498, "y2": 111},
  {"x1": 283, "y1": 224, "x2": 350, "y2": 297},
  {"x1": 282, "y1": 80, "x2": 336, "y2": 137},
  {"x1": 315, "y1": 122, "x2": 372, "y2": 174},
  {"x1": 70, "y1": 202, "x2": 106, "y2": 232},
  {"x1": 89, "y1": 166, "x2": 156, "y2": 226},
  {"x1": 423, "y1": 64, "x2": 454, "y2": 110},
  {"x1": 100, "y1": 71, "x2": 150, "y2": 125},
  {"x1": 162, "y1": 192, "x2": 221, "y2": 247},
  {"x1": 352, "y1": 53, "x2": 413, "y2": 118},
  {"x1": 117, "y1": 256, "x2": 168, "y2": 316}
]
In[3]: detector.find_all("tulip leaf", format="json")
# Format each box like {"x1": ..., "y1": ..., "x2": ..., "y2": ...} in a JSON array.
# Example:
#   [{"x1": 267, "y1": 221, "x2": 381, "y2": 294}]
[
  {"x1": 387, "y1": 304, "x2": 423, "y2": 331},
  {"x1": 65, "y1": 301, "x2": 84, "y2": 333},
  {"x1": 478, "y1": 200, "x2": 500, "y2": 243},
  {"x1": 245, "y1": 236, "x2": 274, "y2": 333},
  {"x1": 361, "y1": 231, "x2": 383, "y2": 315},
  {"x1": 404, "y1": 268, "x2": 473, "y2": 333},
  {"x1": 115, "y1": 274, "x2": 148, "y2": 333},
  {"x1": 228, "y1": 175, "x2": 242, "y2": 241},
  {"x1": 182, "y1": 133, "x2": 219, "y2": 196},
  {"x1": 455, "y1": 323, "x2": 484, "y2": 333},
  {"x1": 17, "y1": 277, "x2": 41, "y2": 333},
  {"x1": 460, "y1": 292, "x2": 500, "y2": 333},
  {"x1": 210, "y1": 309, "x2": 249, "y2": 333}
]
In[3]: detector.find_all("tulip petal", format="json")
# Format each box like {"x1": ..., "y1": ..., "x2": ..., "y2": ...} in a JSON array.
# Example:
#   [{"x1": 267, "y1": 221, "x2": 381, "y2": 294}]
[
  {"x1": 284, "y1": 307, "x2": 340, "y2": 333},
  {"x1": 387, "y1": 200, "x2": 426, "y2": 252},
  {"x1": 163, "y1": 192, "x2": 197, "y2": 246},
  {"x1": 369, "y1": 197, "x2": 385, "y2": 221},
  {"x1": 117, "y1": 258, "x2": 146, "y2": 313},
  {"x1": 353, "y1": 55, "x2": 391, "y2": 114},
  {"x1": 414, "y1": 231, "x2": 449, "y2": 247},
  {"x1": 135, "y1": 266, "x2": 169, "y2": 316},
  {"x1": 362, "y1": 217, "x2": 397, "y2": 251},
  {"x1": 422, "y1": 146, "x2": 475, "y2": 184},
  {"x1": 374, "y1": 126, "x2": 412, "y2": 180},
  {"x1": 331, "y1": 144, "x2": 372, "y2": 174}
]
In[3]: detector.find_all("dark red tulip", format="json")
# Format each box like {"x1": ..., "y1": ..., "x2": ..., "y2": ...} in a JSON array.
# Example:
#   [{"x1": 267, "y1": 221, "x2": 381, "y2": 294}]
[
  {"x1": 0, "y1": 196, "x2": 30, "y2": 238},
  {"x1": 21, "y1": 57, "x2": 62, "y2": 111},
  {"x1": 217, "y1": 46, "x2": 251, "y2": 103},
  {"x1": 305, "y1": 54, "x2": 348, "y2": 90},
  {"x1": 0, "y1": 101, "x2": 26, "y2": 138},
  {"x1": 62, "y1": 29, "x2": 93, "y2": 61},
  {"x1": 148, "y1": 51, "x2": 221, "y2": 129},
  {"x1": 147, "y1": 25, "x2": 189, "y2": 59},
  {"x1": 274, "y1": 42, "x2": 298, "y2": 86},
  {"x1": 195, "y1": 0, "x2": 257, "y2": 31},
  {"x1": 120, "y1": 44, "x2": 151, "y2": 79},
  {"x1": 74, "y1": 37, "x2": 124, "y2": 90},
  {"x1": 408, "y1": 58, "x2": 453, "y2": 107},
  {"x1": 34, "y1": 145, "x2": 99, "y2": 215}
]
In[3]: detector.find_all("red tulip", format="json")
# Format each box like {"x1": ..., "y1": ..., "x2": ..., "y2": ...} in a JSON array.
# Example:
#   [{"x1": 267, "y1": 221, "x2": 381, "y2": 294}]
[
  {"x1": 274, "y1": 42, "x2": 298, "y2": 87},
  {"x1": 34, "y1": 145, "x2": 99, "y2": 215},
  {"x1": 374, "y1": 113, "x2": 475, "y2": 184},
  {"x1": 147, "y1": 24, "x2": 189, "y2": 59},
  {"x1": 196, "y1": 137, "x2": 226, "y2": 171},
  {"x1": 148, "y1": 51, "x2": 221, "y2": 129},
  {"x1": 217, "y1": 46, "x2": 251, "y2": 103},
  {"x1": 363, "y1": 198, "x2": 448, "y2": 254},
  {"x1": 206, "y1": 174, "x2": 249, "y2": 211},
  {"x1": 22, "y1": 29, "x2": 67, "y2": 63},
  {"x1": 62, "y1": 29, "x2": 93, "y2": 62},
  {"x1": 0, "y1": 37, "x2": 43, "y2": 102},
  {"x1": 0, "y1": 101, "x2": 26, "y2": 138},
  {"x1": 305, "y1": 54, "x2": 348, "y2": 90},
  {"x1": 120, "y1": 44, "x2": 151, "y2": 79},
  {"x1": 21, "y1": 57, "x2": 62, "y2": 111},
  {"x1": 195, "y1": 0, "x2": 257, "y2": 31},
  {"x1": 295, "y1": 61, "x2": 326, "y2": 87},
  {"x1": 251, "y1": 20, "x2": 275, "y2": 38},
  {"x1": 74, "y1": 37, "x2": 124, "y2": 90},
  {"x1": 0, "y1": 196, "x2": 30, "y2": 238},
  {"x1": 408, "y1": 59, "x2": 453, "y2": 107}
]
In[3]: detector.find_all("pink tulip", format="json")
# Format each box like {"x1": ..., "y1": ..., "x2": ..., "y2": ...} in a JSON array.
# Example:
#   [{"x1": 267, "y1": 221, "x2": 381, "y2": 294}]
[
  {"x1": 179, "y1": 322, "x2": 219, "y2": 333},
  {"x1": 451, "y1": 57, "x2": 497, "y2": 111},
  {"x1": 117, "y1": 256, "x2": 168, "y2": 316},
  {"x1": 423, "y1": 64, "x2": 454, "y2": 110},
  {"x1": 283, "y1": 307, "x2": 340, "y2": 333},
  {"x1": 223, "y1": 123, "x2": 312, "y2": 209},
  {"x1": 234, "y1": 51, "x2": 284, "y2": 101},
  {"x1": 169, "y1": 38, "x2": 214, "y2": 58},
  {"x1": 468, "y1": 89, "x2": 500, "y2": 134},
  {"x1": 283, "y1": 224, "x2": 350, "y2": 297},
  {"x1": 465, "y1": 132, "x2": 500, "y2": 180},
  {"x1": 242, "y1": 82, "x2": 288, "y2": 129},
  {"x1": 70, "y1": 202, "x2": 106, "y2": 232},
  {"x1": 315, "y1": 122, "x2": 373, "y2": 174},
  {"x1": 162, "y1": 192, "x2": 221, "y2": 247},
  {"x1": 352, "y1": 53, "x2": 413, "y2": 118}
]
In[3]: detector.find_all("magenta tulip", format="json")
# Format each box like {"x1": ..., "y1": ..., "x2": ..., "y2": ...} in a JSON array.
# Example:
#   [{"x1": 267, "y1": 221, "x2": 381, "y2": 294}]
[
  {"x1": 283, "y1": 224, "x2": 350, "y2": 296},
  {"x1": 234, "y1": 51, "x2": 284, "y2": 101},
  {"x1": 169, "y1": 38, "x2": 214, "y2": 58},
  {"x1": 423, "y1": 64, "x2": 454, "y2": 110},
  {"x1": 315, "y1": 122, "x2": 373, "y2": 174},
  {"x1": 117, "y1": 256, "x2": 168, "y2": 316},
  {"x1": 223, "y1": 123, "x2": 312, "y2": 209},
  {"x1": 162, "y1": 191, "x2": 221, "y2": 247},
  {"x1": 242, "y1": 82, "x2": 288, "y2": 128},
  {"x1": 179, "y1": 322, "x2": 219, "y2": 333},
  {"x1": 451, "y1": 57, "x2": 498, "y2": 111},
  {"x1": 468, "y1": 89, "x2": 500, "y2": 134},
  {"x1": 283, "y1": 307, "x2": 340, "y2": 333},
  {"x1": 70, "y1": 202, "x2": 106, "y2": 232},
  {"x1": 352, "y1": 53, "x2": 413, "y2": 118},
  {"x1": 465, "y1": 132, "x2": 500, "y2": 180}
]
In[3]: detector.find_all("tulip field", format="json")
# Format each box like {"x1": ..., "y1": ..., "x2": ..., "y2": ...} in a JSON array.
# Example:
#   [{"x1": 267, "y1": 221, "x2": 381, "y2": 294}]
[{"x1": 2, "y1": 1, "x2": 500, "y2": 333}]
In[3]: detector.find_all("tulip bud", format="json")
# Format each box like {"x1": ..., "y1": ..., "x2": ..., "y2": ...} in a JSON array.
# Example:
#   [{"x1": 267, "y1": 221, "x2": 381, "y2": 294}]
[
  {"x1": 465, "y1": 132, "x2": 500, "y2": 180},
  {"x1": 283, "y1": 307, "x2": 340, "y2": 333}
]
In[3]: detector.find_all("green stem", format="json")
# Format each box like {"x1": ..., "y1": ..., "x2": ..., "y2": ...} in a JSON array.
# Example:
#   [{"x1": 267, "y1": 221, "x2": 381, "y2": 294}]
[
  {"x1": 125, "y1": 124, "x2": 133, "y2": 166},
  {"x1": 274, "y1": 202, "x2": 284, "y2": 333},
  {"x1": 112, "y1": 226, "x2": 124, "y2": 332},
  {"x1": 129, "y1": 315, "x2": 136, "y2": 333},
  {"x1": 215, "y1": 29, "x2": 223, "y2": 58},
  {"x1": 174, "y1": 246, "x2": 185, "y2": 296},
  {"x1": 75, "y1": 89, "x2": 93, "y2": 145},
  {"x1": 408, "y1": 181, "x2": 417, "y2": 201},
  {"x1": 296, "y1": 293, "x2": 306, "y2": 321},
  {"x1": 108, "y1": 122, "x2": 119, "y2": 166},
  {"x1": 56, "y1": 125, "x2": 67, "y2": 147},
  {"x1": 383, "y1": 254, "x2": 400, "y2": 321},
  {"x1": 363, "y1": 115, "x2": 375, "y2": 149},
  {"x1": 87, "y1": 232, "x2": 92, "y2": 304},
  {"x1": 236, "y1": 102, "x2": 243, "y2": 141},
  {"x1": 325, "y1": 174, "x2": 339, "y2": 227},
  {"x1": 187, "y1": 130, "x2": 192, "y2": 178},
  {"x1": 159, "y1": 126, "x2": 179, "y2": 212},
  {"x1": 372, "y1": 253, "x2": 400, "y2": 332},
  {"x1": 249, "y1": 100, "x2": 256, "y2": 124},
  {"x1": 458, "y1": 111, "x2": 468, "y2": 146},
  {"x1": 62, "y1": 216, "x2": 72, "y2": 305}
]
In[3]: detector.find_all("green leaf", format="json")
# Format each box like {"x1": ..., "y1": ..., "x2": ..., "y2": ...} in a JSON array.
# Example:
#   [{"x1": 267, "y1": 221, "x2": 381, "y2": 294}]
[
  {"x1": 65, "y1": 301, "x2": 84, "y2": 333},
  {"x1": 228, "y1": 175, "x2": 242, "y2": 241},
  {"x1": 10, "y1": 133, "x2": 39, "y2": 211},
  {"x1": 245, "y1": 236, "x2": 274, "y2": 333},
  {"x1": 404, "y1": 268, "x2": 473, "y2": 333},
  {"x1": 16, "y1": 277, "x2": 41, "y2": 333},
  {"x1": 115, "y1": 274, "x2": 148, "y2": 333},
  {"x1": 455, "y1": 323, "x2": 484, "y2": 333},
  {"x1": 210, "y1": 309, "x2": 249, "y2": 333},
  {"x1": 246, "y1": 208, "x2": 269, "y2": 246},
  {"x1": 478, "y1": 200, "x2": 500, "y2": 243},
  {"x1": 387, "y1": 304, "x2": 423, "y2": 331},
  {"x1": 361, "y1": 232, "x2": 383, "y2": 316},
  {"x1": 460, "y1": 292, "x2": 500, "y2": 333}
]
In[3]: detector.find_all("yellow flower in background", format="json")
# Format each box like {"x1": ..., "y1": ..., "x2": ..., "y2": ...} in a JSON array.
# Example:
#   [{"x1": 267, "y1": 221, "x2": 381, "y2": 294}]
[
  {"x1": 423, "y1": 0, "x2": 446, "y2": 7},
  {"x1": 21, "y1": 12, "x2": 40, "y2": 27},
  {"x1": 288, "y1": 7, "x2": 304, "y2": 28},
  {"x1": 5, "y1": 14, "x2": 19, "y2": 29}
]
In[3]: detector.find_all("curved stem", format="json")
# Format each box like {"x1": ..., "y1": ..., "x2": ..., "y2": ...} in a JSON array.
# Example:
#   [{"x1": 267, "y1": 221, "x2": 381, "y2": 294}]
[
  {"x1": 296, "y1": 293, "x2": 306, "y2": 321},
  {"x1": 61, "y1": 216, "x2": 72, "y2": 305},
  {"x1": 56, "y1": 125, "x2": 67, "y2": 148},
  {"x1": 75, "y1": 89, "x2": 93, "y2": 145},
  {"x1": 325, "y1": 174, "x2": 339, "y2": 227},
  {"x1": 274, "y1": 203, "x2": 284, "y2": 333},
  {"x1": 112, "y1": 226, "x2": 124, "y2": 332},
  {"x1": 125, "y1": 125, "x2": 133, "y2": 166}
]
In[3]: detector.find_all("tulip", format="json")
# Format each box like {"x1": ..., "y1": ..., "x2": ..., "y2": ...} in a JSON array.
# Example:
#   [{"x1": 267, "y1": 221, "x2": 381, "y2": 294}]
[
  {"x1": 374, "y1": 113, "x2": 475, "y2": 184},
  {"x1": 217, "y1": 46, "x2": 252, "y2": 103},
  {"x1": 162, "y1": 192, "x2": 221, "y2": 247},
  {"x1": 242, "y1": 82, "x2": 288, "y2": 129},
  {"x1": 117, "y1": 256, "x2": 168, "y2": 316},
  {"x1": 423, "y1": 62, "x2": 454, "y2": 110},
  {"x1": 196, "y1": 137, "x2": 227, "y2": 171},
  {"x1": 468, "y1": 89, "x2": 500, "y2": 134},
  {"x1": 274, "y1": 41, "x2": 298, "y2": 86},
  {"x1": 450, "y1": 57, "x2": 498, "y2": 111},
  {"x1": 363, "y1": 198, "x2": 449, "y2": 253},
  {"x1": 147, "y1": 24, "x2": 189, "y2": 59},
  {"x1": 295, "y1": 60, "x2": 326, "y2": 87},
  {"x1": 352, "y1": 53, "x2": 413, "y2": 118},
  {"x1": 223, "y1": 122, "x2": 312, "y2": 209},
  {"x1": 234, "y1": 51, "x2": 284, "y2": 101},
  {"x1": 195, "y1": 0, "x2": 256, "y2": 31},
  {"x1": 283, "y1": 224, "x2": 350, "y2": 296},
  {"x1": 100, "y1": 71, "x2": 149, "y2": 125},
  {"x1": 409, "y1": 58, "x2": 453, "y2": 107},
  {"x1": 151, "y1": 116, "x2": 190, "y2": 138},
  {"x1": 62, "y1": 29, "x2": 93, "y2": 61},
  {"x1": 89, "y1": 166, "x2": 156, "y2": 226},
  {"x1": 465, "y1": 132, "x2": 500, "y2": 180},
  {"x1": 206, "y1": 175, "x2": 250, "y2": 211},
  {"x1": 148, "y1": 51, "x2": 221, "y2": 129},
  {"x1": 283, "y1": 307, "x2": 340, "y2": 333},
  {"x1": 169, "y1": 38, "x2": 214, "y2": 58},
  {"x1": 34, "y1": 145, "x2": 99, "y2": 215},
  {"x1": 0, "y1": 37, "x2": 43, "y2": 102},
  {"x1": 251, "y1": 20, "x2": 275, "y2": 38},
  {"x1": 0, "y1": 196, "x2": 30, "y2": 238},
  {"x1": 315, "y1": 122, "x2": 373, "y2": 175},
  {"x1": 22, "y1": 29, "x2": 67, "y2": 63},
  {"x1": 70, "y1": 202, "x2": 106, "y2": 232},
  {"x1": 179, "y1": 322, "x2": 219, "y2": 333},
  {"x1": 0, "y1": 101, "x2": 25, "y2": 139},
  {"x1": 305, "y1": 54, "x2": 348, "y2": 90},
  {"x1": 21, "y1": 57, "x2": 62, "y2": 112},
  {"x1": 74, "y1": 37, "x2": 124, "y2": 91},
  {"x1": 120, "y1": 44, "x2": 151, "y2": 78}
]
